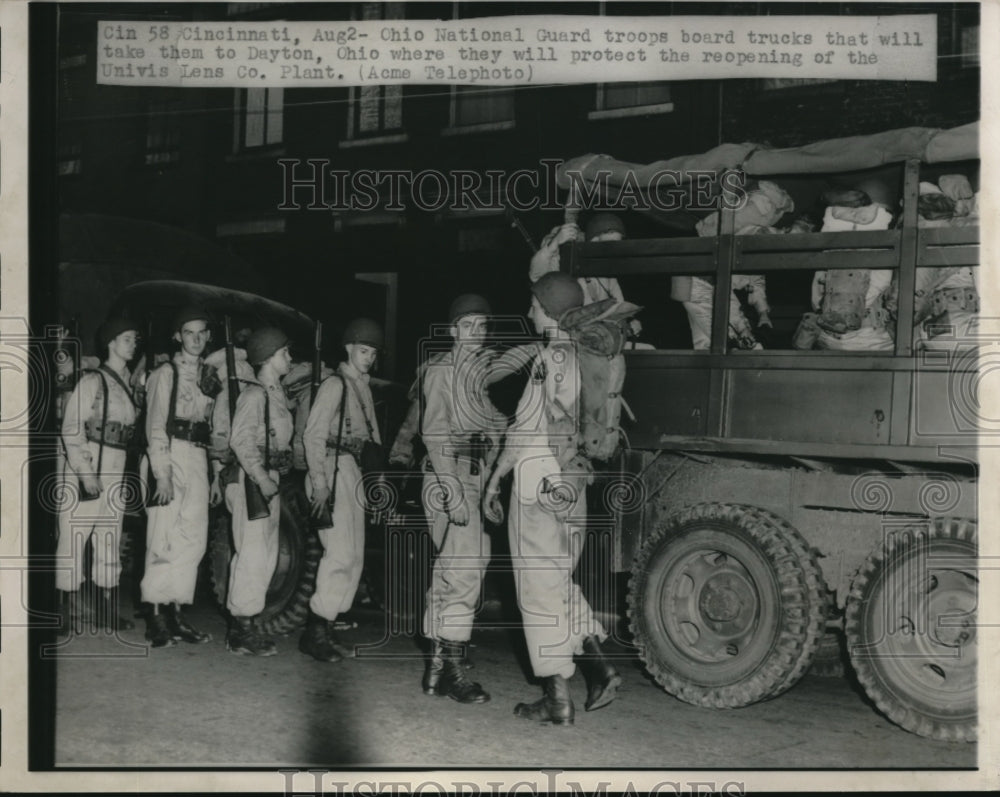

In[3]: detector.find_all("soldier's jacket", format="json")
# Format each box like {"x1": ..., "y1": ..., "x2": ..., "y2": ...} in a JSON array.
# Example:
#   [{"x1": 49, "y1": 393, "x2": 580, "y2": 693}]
[
  {"x1": 303, "y1": 361, "x2": 380, "y2": 493},
  {"x1": 421, "y1": 346, "x2": 511, "y2": 477},
  {"x1": 61, "y1": 363, "x2": 138, "y2": 480},
  {"x1": 229, "y1": 378, "x2": 295, "y2": 484},
  {"x1": 504, "y1": 340, "x2": 580, "y2": 469},
  {"x1": 146, "y1": 351, "x2": 215, "y2": 482},
  {"x1": 390, "y1": 343, "x2": 540, "y2": 466}
]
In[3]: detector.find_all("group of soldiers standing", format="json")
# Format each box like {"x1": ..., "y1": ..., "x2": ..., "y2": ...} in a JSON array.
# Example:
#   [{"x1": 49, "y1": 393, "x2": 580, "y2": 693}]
[{"x1": 56, "y1": 268, "x2": 623, "y2": 726}]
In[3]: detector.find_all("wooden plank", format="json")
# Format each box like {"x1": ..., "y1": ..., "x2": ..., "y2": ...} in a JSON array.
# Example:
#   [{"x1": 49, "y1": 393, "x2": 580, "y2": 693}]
[
  {"x1": 736, "y1": 229, "x2": 900, "y2": 251},
  {"x1": 919, "y1": 226, "x2": 981, "y2": 246},
  {"x1": 889, "y1": 371, "x2": 913, "y2": 446},
  {"x1": 739, "y1": 249, "x2": 899, "y2": 271},
  {"x1": 623, "y1": 350, "x2": 927, "y2": 372},
  {"x1": 916, "y1": 245, "x2": 980, "y2": 267},
  {"x1": 573, "y1": 255, "x2": 719, "y2": 276}
]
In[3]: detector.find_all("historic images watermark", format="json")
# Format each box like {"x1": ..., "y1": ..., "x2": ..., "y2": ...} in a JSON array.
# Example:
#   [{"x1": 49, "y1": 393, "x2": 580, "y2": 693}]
[{"x1": 276, "y1": 160, "x2": 747, "y2": 215}]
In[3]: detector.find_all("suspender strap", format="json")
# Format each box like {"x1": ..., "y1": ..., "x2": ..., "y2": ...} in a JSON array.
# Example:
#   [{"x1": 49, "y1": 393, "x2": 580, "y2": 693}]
[{"x1": 99, "y1": 364, "x2": 138, "y2": 407}]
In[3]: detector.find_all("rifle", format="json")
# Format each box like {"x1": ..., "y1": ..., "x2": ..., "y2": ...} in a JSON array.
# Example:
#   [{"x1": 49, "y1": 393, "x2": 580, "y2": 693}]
[
  {"x1": 225, "y1": 316, "x2": 270, "y2": 520},
  {"x1": 505, "y1": 209, "x2": 537, "y2": 254},
  {"x1": 310, "y1": 320, "x2": 323, "y2": 406}
]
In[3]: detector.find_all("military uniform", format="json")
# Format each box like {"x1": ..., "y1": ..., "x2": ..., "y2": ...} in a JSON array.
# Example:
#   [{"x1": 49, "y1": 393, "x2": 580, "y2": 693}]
[
  {"x1": 487, "y1": 272, "x2": 622, "y2": 725},
  {"x1": 141, "y1": 349, "x2": 215, "y2": 644},
  {"x1": 304, "y1": 361, "x2": 379, "y2": 625},
  {"x1": 57, "y1": 361, "x2": 138, "y2": 629},
  {"x1": 226, "y1": 379, "x2": 293, "y2": 618}
]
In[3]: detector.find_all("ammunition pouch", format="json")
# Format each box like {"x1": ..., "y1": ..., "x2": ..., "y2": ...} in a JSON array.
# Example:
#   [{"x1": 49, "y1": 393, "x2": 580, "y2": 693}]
[
  {"x1": 260, "y1": 447, "x2": 294, "y2": 476},
  {"x1": 84, "y1": 419, "x2": 136, "y2": 450},
  {"x1": 326, "y1": 435, "x2": 365, "y2": 460},
  {"x1": 167, "y1": 418, "x2": 211, "y2": 446}
]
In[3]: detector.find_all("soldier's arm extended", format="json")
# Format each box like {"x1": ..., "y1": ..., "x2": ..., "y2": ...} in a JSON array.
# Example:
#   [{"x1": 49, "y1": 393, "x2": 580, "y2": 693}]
[
  {"x1": 230, "y1": 386, "x2": 269, "y2": 486},
  {"x1": 304, "y1": 376, "x2": 343, "y2": 494},
  {"x1": 483, "y1": 342, "x2": 542, "y2": 386},
  {"x1": 145, "y1": 364, "x2": 173, "y2": 482},
  {"x1": 487, "y1": 354, "x2": 546, "y2": 487},
  {"x1": 61, "y1": 372, "x2": 101, "y2": 480}
]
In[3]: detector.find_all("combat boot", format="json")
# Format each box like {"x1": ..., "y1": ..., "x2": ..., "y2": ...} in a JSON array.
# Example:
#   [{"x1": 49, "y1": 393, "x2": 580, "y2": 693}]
[
  {"x1": 144, "y1": 604, "x2": 177, "y2": 648},
  {"x1": 227, "y1": 616, "x2": 277, "y2": 657},
  {"x1": 325, "y1": 622, "x2": 356, "y2": 659},
  {"x1": 165, "y1": 602, "x2": 211, "y2": 644},
  {"x1": 298, "y1": 613, "x2": 342, "y2": 663},
  {"x1": 576, "y1": 635, "x2": 622, "y2": 711},
  {"x1": 436, "y1": 641, "x2": 490, "y2": 704},
  {"x1": 98, "y1": 587, "x2": 136, "y2": 633},
  {"x1": 422, "y1": 639, "x2": 445, "y2": 695},
  {"x1": 514, "y1": 675, "x2": 575, "y2": 726}
]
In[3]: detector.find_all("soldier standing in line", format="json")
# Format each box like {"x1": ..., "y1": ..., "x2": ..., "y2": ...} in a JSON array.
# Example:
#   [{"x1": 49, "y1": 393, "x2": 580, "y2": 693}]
[
  {"x1": 484, "y1": 272, "x2": 621, "y2": 726},
  {"x1": 301, "y1": 318, "x2": 384, "y2": 662},
  {"x1": 56, "y1": 317, "x2": 141, "y2": 634},
  {"x1": 224, "y1": 327, "x2": 294, "y2": 657},
  {"x1": 419, "y1": 294, "x2": 503, "y2": 704},
  {"x1": 141, "y1": 307, "x2": 218, "y2": 648}
]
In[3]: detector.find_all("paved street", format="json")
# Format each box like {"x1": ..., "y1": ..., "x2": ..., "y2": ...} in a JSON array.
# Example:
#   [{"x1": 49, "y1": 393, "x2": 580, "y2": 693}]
[{"x1": 50, "y1": 598, "x2": 976, "y2": 772}]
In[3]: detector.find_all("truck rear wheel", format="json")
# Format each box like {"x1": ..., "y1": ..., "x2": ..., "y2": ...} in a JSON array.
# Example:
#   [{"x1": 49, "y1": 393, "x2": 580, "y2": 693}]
[
  {"x1": 845, "y1": 517, "x2": 977, "y2": 742},
  {"x1": 210, "y1": 472, "x2": 322, "y2": 635},
  {"x1": 628, "y1": 503, "x2": 826, "y2": 708}
]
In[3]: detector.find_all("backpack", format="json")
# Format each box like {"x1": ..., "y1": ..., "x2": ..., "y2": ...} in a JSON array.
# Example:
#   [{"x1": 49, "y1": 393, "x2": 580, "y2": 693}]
[{"x1": 558, "y1": 298, "x2": 642, "y2": 462}]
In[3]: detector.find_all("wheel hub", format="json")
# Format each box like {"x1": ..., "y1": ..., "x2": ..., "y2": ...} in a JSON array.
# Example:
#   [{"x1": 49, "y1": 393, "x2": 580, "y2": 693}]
[{"x1": 700, "y1": 574, "x2": 754, "y2": 626}]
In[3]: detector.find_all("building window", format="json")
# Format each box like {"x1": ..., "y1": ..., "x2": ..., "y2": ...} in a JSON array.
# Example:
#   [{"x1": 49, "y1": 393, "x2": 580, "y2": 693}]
[
  {"x1": 589, "y1": 81, "x2": 673, "y2": 120},
  {"x1": 444, "y1": 86, "x2": 516, "y2": 134},
  {"x1": 233, "y1": 87, "x2": 283, "y2": 151},
  {"x1": 145, "y1": 98, "x2": 181, "y2": 165},
  {"x1": 343, "y1": 2, "x2": 405, "y2": 144}
]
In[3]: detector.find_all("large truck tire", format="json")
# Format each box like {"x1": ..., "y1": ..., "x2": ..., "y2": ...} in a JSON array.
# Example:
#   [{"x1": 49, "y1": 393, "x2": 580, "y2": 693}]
[
  {"x1": 845, "y1": 517, "x2": 977, "y2": 742},
  {"x1": 210, "y1": 472, "x2": 323, "y2": 636},
  {"x1": 628, "y1": 503, "x2": 827, "y2": 708}
]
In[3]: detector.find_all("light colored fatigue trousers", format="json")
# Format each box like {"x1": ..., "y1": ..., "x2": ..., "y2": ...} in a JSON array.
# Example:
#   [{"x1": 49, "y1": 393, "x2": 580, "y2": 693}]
[
  {"x1": 507, "y1": 477, "x2": 606, "y2": 680},
  {"x1": 422, "y1": 460, "x2": 490, "y2": 643},
  {"x1": 55, "y1": 442, "x2": 127, "y2": 591},
  {"x1": 141, "y1": 439, "x2": 209, "y2": 605},
  {"x1": 308, "y1": 453, "x2": 365, "y2": 621},
  {"x1": 225, "y1": 467, "x2": 280, "y2": 617}
]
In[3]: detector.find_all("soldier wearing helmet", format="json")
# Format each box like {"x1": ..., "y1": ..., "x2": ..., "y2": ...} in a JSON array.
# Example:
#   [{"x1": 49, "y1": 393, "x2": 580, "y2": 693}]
[
  {"x1": 528, "y1": 213, "x2": 641, "y2": 338},
  {"x1": 300, "y1": 317, "x2": 385, "y2": 662},
  {"x1": 223, "y1": 327, "x2": 294, "y2": 657},
  {"x1": 417, "y1": 293, "x2": 503, "y2": 705},
  {"x1": 141, "y1": 306, "x2": 218, "y2": 648},
  {"x1": 483, "y1": 272, "x2": 621, "y2": 726},
  {"x1": 56, "y1": 316, "x2": 141, "y2": 636}
]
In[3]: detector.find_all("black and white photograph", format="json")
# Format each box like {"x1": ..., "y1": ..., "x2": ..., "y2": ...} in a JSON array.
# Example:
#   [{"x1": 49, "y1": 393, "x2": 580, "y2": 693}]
[{"x1": 1, "y1": 0, "x2": 995, "y2": 791}]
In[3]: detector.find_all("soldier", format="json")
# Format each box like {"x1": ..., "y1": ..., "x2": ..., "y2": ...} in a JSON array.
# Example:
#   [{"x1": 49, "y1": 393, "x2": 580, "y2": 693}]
[
  {"x1": 56, "y1": 317, "x2": 141, "y2": 634},
  {"x1": 302, "y1": 318, "x2": 384, "y2": 662},
  {"x1": 420, "y1": 294, "x2": 501, "y2": 704},
  {"x1": 224, "y1": 327, "x2": 294, "y2": 656},
  {"x1": 484, "y1": 272, "x2": 621, "y2": 726},
  {"x1": 141, "y1": 307, "x2": 218, "y2": 648}
]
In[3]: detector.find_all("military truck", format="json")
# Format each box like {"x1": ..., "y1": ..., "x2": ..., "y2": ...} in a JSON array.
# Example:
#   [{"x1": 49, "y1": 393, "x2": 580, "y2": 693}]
[{"x1": 559, "y1": 124, "x2": 979, "y2": 742}]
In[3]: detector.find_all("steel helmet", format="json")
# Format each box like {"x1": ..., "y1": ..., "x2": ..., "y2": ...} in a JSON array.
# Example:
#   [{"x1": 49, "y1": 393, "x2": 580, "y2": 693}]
[
  {"x1": 531, "y1": 272, "x2": 584, "y2": 319},
  {"x1": 448, "y1": 293, "x2": 492, "y2": 324},
  {"x1": 585, "y1": 212, "x2": 625, "y2": 241},
  {"x1": 342, "y1": 317, "x2": 384, "y2": 349},
  {"x1": 246, "y1": 327, "x2": 289, "y2": 366}
]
